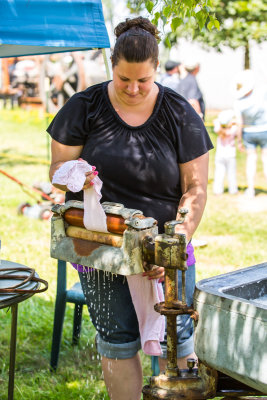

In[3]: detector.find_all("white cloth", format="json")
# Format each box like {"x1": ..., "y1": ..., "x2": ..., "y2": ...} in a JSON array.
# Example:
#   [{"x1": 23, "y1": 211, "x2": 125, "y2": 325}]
[{"x1": 52, "y1": 160, "x2": 108, "y2": 232}]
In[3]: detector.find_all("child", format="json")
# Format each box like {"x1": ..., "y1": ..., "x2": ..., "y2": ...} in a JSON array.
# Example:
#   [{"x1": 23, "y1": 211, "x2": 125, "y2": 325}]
[{"x1": 213, "y1": 109, "x2": 238, "y2": 195}]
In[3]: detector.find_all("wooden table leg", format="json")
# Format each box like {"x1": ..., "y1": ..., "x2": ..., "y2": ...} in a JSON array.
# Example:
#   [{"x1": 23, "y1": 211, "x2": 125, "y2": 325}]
[{"x1": 8, "y1": 303, "x2": 18, "y2": 400}]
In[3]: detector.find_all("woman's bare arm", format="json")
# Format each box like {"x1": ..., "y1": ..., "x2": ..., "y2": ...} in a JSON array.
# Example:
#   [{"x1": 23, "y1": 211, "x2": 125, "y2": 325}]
[
  {"x1": 143, "y1": 152, "x2": 209, "y2": 281},
  {"x1": 176, "y1": 152, "x2": 209, "y2": 241}
]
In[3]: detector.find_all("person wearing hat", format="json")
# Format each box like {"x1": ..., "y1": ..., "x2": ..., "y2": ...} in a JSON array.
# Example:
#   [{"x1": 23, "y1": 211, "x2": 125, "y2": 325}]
[
  {"x1": 176, "y1": 59, "x2": 205, "y2": 120},
  {"x1": 234, "y1": 69, "x2": 267, "y2": 198},
  {"x1": 213, "y1": 109, "x2": 238, "y2": 195},
  {"x1": 159, "y1": 60, "x2": 180, "y2": 92}
]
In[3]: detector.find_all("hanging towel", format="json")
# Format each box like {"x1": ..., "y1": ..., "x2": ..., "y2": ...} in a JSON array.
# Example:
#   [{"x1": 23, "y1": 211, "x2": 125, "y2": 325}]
[
  {"x1": 127, "y1": 274, "x2": 165, "y2": 356},
  {"x1": 52, "y1": 159, "x2": 165, "y2": 355},
  {"x1": 52, "y1": 159, "x2": 108, "y2": 232}
]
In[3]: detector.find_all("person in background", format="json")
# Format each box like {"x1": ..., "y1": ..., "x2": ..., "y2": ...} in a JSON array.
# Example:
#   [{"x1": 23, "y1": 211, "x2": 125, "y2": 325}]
[
  {"x1": 48, "y1": 16, "x2": 213, "y2": 400},
  {"x1": 177, "y1": 59, "x2": 205, "y2": 120},
  {"x1": 159, "y1": 60, "x2": 180, "y2": 92},
  {"x1": 234, "y1": 69, "x2": 267, "y2": 198},
  {"x1": 213, "y1": 109, "x2": 238, "y2": 195}
]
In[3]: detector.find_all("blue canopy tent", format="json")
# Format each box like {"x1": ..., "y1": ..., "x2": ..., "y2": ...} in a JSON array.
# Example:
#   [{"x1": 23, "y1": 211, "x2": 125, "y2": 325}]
[
  {"x1": 0, "y1": 0, "x2": 112, "y2": 110},
  {"x1": 0, "y1": 0, "x2": 110, "y2": 58}
]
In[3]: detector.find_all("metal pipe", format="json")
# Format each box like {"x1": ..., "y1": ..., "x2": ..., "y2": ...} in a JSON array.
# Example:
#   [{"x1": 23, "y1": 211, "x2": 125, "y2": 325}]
[
  {"x1": 165, "y1": 267, "x2": 179, "y2": 377},
  {"x1": 182, "y1": 270, "x2": 186, "y2": 305},
  {"x1": 164, "y1": 268, "x2": 177, "y2": 308},
  {"x1": 8, "y1": 303, "x2": 18, "y2": 400},
  {"x1": 166, "y1": 314, "x2": 179, "y2": 377}
]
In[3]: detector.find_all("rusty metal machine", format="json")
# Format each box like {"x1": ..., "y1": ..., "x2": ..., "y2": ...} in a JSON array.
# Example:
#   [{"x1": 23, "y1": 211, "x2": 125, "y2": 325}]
[
  {"x1": 51, "y1": 201, "x2": 266, "y2": 400},
  {"x1": 51, "y1": 200, "x2": 159, "y2": 275}
]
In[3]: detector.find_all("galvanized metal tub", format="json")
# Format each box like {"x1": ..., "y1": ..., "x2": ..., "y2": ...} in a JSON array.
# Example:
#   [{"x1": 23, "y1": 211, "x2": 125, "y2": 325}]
[{"x1": 194, "y1": 262, "x2": 267, "y2": 394}]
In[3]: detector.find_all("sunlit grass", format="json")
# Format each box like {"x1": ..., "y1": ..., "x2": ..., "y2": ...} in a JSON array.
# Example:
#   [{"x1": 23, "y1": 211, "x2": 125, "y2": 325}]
[{"x1": 0, "y1": 108, "x2": 266, "y2": 399}]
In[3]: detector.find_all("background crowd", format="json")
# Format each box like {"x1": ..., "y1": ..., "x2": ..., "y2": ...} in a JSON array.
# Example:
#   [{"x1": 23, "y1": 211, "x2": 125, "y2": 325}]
[{"x1": 159, "y1": 60, "x2": 267, "y2": 199}]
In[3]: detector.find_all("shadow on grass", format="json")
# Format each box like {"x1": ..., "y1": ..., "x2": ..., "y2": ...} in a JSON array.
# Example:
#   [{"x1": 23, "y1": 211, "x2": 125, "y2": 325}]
[
  {"x1": 0, "y1": 295, "x2": 108, "y2": 400},
  {"x1": 238, "y1": 186, "x2": 267, "y2": 196},
  {"x1": 215, "y1": 186, "x2": 267, "y2": 196},
  {"x1": 0, "y1": 148, "x2": 49, "y2": 167}
]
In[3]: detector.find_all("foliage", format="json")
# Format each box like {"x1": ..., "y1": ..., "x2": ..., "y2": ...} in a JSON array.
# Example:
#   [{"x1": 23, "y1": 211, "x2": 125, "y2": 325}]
[
  {"x1": 127, "y1": 0, "x2": 266, "y2": 67},
  {"x1": 127, "y1": 0, "x2": 220, "y2": 46},
  {"x1": 197, "y1": 0, "x2": 267, "y2": 48},
  {"x1": 164, "y1": 0, "x2": 267, "y2": 67}
]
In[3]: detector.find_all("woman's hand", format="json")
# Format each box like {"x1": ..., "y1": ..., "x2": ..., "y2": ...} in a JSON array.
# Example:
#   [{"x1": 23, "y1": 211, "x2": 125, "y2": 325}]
[
  {"x1": 78, "y1": 159, "x2": 99, "y2": 189},
  {"x1": 142, "y1": 263, "x2": 165, "y2": 283},
  {"x1": 237, "y1": 140, "x2": 245, "y2": 152},
  {"x1": 83, "y1": 169, "x2": 98, "y2": 189}
]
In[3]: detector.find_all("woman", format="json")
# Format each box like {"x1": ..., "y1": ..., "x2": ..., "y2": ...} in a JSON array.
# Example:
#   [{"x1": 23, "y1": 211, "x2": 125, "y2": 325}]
[{"x1": 48, "y1": 17, "x2": 213, "y2": 400}]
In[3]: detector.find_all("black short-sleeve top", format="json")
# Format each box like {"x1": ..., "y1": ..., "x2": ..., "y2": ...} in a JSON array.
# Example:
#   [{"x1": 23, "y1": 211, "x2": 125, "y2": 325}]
[{"x1": 47, "y1": 81, "x2": 213, "y2": 233}]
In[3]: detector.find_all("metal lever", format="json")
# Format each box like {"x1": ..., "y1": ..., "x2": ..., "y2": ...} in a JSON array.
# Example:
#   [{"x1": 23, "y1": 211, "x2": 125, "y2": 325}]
[
  {"x1": 125, "y1": 216, "x2": 156, "y2": 230},
  {"x1": 164, "y1": 208, "x2": 189, "y2": 236}
]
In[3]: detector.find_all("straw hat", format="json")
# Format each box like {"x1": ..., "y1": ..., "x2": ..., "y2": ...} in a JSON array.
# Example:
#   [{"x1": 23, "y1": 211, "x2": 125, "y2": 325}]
[
  {"x1": 235, "y1": 69, "x2": 255, "y2": 99},
  {"x1": 218, "y1": 109, "x2": 235, "y2": 126},
  {"x1": 183, "y1": 58, "x2": 199, "y2": 72}
]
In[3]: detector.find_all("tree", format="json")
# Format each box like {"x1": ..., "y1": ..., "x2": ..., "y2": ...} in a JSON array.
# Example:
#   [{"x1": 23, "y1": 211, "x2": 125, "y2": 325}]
[
  {"x1": 204, "y1": 0, "x2": 266, "y2": 68},
  {"x1": 127, "y1": 0, "x2": 220, "y2": 42},
  {"x1": 158, "y1": 0, "x2": 267, "y2": 68}
]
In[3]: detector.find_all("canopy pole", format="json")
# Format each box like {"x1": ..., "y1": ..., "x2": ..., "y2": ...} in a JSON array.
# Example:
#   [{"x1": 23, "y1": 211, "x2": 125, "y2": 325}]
[{"x1": 102, "y1": 48, "x2": 112, "y2": 80}]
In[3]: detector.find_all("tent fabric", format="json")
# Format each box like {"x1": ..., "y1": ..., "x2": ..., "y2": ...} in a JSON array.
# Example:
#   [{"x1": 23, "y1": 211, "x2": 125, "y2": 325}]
[{"x1": 0, "y1": 0, "x2": 110, "y2": 58}]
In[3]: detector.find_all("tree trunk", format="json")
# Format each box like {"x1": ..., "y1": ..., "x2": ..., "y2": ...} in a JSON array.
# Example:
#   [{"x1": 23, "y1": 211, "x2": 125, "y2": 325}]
[{"x1": 244, "y1": 42, "x2": 250, "y2": 69}]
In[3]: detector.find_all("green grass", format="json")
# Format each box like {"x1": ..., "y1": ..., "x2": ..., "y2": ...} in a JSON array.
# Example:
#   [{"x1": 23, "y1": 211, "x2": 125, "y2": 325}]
[{"x1": 0, "y1": 107, "x2": 267, "y2": 399}]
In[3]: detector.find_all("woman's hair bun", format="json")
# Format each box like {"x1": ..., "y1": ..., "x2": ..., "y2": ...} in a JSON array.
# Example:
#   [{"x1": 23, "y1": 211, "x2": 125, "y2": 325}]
[
  {"x1": 112, "y1": 16, "x2": 160, "y2": 67},
  {"x1": 114, "y1": 16, "x2": 160, "y2": 41}
]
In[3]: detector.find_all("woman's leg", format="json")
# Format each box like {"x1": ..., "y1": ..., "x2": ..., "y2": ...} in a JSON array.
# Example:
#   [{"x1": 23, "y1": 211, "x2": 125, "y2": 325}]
[
  {"x1": 245, "y1": 149, "x2": 257, "y2": 196},
  {"x1": 102, "y1": 354, "x2": 143, "y2": 400},
  {"x1": 78, "y1": 270, "x2": 141, "y2": 398},
  {"x1": 227, "y1": 157, "x2": 238, "y2": 194},
  {"x1": 261, "y1": 148, "x2": 267, "y2": 181}
]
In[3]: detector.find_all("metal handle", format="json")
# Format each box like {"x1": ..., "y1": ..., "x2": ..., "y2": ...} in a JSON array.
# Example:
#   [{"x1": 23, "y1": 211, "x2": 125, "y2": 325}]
[{"x1": 164, "y1": 208, "x2": 188, "y2": 236}]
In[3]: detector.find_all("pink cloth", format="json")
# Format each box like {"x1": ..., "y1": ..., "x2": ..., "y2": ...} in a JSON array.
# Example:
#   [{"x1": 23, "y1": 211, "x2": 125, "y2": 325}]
[{"x1": 127, "y1": 274, "x2": 165, "y2": 356}]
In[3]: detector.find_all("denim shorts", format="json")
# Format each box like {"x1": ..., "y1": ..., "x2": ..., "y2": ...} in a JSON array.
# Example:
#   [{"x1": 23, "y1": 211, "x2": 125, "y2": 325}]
[
  {"x1": 79, "y1": 265, "x2": 195, "y2": 360},
  {"x1": 243, "y1": 130, "x2": 267, "y2": 150}
]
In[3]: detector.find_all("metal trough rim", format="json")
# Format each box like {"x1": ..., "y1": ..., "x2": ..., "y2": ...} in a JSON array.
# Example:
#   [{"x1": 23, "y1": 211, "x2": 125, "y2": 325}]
[{"x1": 195, "y1": 262, "x2": 267, "y2": 311}]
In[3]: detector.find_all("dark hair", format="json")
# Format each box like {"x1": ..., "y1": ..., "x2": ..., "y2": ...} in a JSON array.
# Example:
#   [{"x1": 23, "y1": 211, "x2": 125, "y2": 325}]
[{"x1": 112, "y1": 17, "x2": 160, "y2": 69}]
